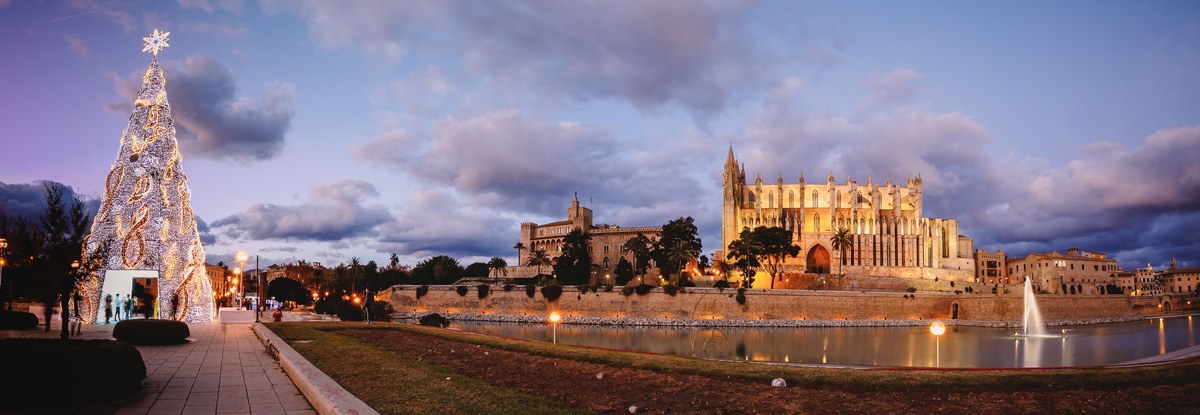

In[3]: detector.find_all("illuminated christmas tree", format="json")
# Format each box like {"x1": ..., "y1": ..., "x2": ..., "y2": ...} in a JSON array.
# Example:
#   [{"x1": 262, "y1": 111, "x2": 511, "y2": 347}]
[{"x1": 77, "y1": 30, "x2": 216, "y2": 324}]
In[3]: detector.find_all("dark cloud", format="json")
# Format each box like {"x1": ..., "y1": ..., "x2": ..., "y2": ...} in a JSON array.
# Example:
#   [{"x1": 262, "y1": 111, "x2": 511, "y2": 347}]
[
  {"x1": 0, "y1": 181, "x2": 100, "y2": 225},
  {"x1": 372, "y1": 189, "x2": 513, "y2": 260},
  {"x1": 210, "y1": 179, "x2": 394, "y2": 242},
  {"x1": 107, "y1": 55, "x2": 293, "y2": 162},
  {"x1": 194, "y1": 216, "x2": 216, "y2": 246},
  {"x1": 275, "y1": 0, "x2": 803, "y2": 117},
  {"x1": 356, "y1": 109, "x2": 715, "y2": 222}
]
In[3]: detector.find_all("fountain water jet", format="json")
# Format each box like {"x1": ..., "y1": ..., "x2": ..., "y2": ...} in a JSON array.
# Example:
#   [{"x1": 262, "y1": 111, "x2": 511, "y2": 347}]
[{"x1": 1023, "y1": 277, "x2": 1047, "y2": 337}]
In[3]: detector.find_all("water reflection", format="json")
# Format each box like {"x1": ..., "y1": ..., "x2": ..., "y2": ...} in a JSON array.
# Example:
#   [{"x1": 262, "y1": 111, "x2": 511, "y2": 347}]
[{"x1": 449, "y1": 314, "x2": 1200, "y2": 368}]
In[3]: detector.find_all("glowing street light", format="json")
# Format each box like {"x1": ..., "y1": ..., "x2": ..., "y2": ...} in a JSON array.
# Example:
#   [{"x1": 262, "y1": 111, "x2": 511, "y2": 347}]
[
  {"x1": 549, "y1": 312, "x2": 561, "y2": 344},
  {"x1": 930, "y1": 321, "x2": 946, "y2": 367},
  {"x1": 235, "y1": 251, "x2": 248, "y2": 308},
  {"x1": 0, "y1": 238, "x2": 7, "y2": 306}
]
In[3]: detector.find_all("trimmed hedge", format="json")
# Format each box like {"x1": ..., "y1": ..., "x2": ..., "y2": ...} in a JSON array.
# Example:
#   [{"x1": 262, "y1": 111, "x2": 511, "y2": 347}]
[
  {"x1": 541, "y1": 285, "x2": 563, "y2": 302},
  {"x1": 0, "y1": 310, "x2": 39, "y2": 330},
  {"x1": 416, "y1": 285, "x2": 430, "y2": 300},
  {"x1": 419, "y1": 313, "x2": 450, "y2": 328},
  {"x1": 0, "y1": 339, "x2": 145, "y2": 407},
  {"x1": 635, "y1": 284, "x2": 654, "y2": 295},
  {"x1": 337, "y1": 302, "x2": 365, "y2": 321},
  {"x1": 112, "y1": 319, "x2": 190, "y2": 345},
  {"x1": 477, "y1": 284, "x2": 490, "y2": 299},
  {"x1": 368, "y1": 301, "x2": 394, "y2": 322},
  {"x1": 736, "y1": 288, "x2": 747, "y2": 305},
  {"x1": 456, "y1": 286, "x2": 469, "y2": 296},
  {"x1": 525, "y1": 284, "x2": 537, "y2": 298}
]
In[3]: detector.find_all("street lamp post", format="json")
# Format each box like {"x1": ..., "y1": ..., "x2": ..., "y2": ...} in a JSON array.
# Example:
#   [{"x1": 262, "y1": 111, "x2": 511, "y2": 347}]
[
  {"x1": 549, "y1": 312, "x2": 561, "y2": 344},
  {"x1": 236, "y1": 251, "x2": 248, "y2": 309},
  {"x1": 930, "y1": 321, "x2": 946, "y2": 368}
]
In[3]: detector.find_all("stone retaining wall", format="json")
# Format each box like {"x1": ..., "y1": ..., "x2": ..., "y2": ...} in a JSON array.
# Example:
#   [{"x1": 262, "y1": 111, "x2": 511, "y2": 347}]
[{"x1": 385, "y1": 285, "x2": 1186, "y2": 324}]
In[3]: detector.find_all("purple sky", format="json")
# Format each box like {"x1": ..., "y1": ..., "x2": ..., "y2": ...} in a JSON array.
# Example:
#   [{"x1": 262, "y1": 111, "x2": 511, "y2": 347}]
[{"x1": 1, "y1": 0, "x2": 1198, "y2": 270}]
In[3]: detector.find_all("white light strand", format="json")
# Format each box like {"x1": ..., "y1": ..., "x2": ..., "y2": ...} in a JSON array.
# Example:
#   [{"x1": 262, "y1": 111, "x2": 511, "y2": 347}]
[{"x1": 77, "y1": 31, "x2": 215, "y2": 324}]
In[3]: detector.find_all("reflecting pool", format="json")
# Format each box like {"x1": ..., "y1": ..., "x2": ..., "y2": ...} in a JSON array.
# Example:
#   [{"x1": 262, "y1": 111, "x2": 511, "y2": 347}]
[{"x1": 449, "y1": 314, "x2": 1200, "y2": 368}]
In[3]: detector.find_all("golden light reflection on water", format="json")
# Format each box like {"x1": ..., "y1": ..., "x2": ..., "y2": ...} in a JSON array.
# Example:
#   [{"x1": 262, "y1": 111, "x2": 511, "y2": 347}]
[{"x1": 449, "y1": 316, "x2": 1200, "y2": 368}]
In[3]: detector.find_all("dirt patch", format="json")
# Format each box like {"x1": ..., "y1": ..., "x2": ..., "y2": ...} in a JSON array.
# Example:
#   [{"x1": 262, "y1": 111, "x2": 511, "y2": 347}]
[{"x1": 335, "y1": 328, "x2": 1197, "y2": 414}]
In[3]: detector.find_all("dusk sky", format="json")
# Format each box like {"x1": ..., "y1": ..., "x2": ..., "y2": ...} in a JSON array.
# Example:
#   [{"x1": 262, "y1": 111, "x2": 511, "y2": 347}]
[{"x1": 1, "y1": 0, "x2": 1198, "y2": 271}]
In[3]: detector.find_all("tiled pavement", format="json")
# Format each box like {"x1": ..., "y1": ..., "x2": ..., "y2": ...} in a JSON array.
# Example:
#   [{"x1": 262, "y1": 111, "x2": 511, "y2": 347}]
[{"x1": 2, "y1": 320, "x2": 317, "y2": 415}]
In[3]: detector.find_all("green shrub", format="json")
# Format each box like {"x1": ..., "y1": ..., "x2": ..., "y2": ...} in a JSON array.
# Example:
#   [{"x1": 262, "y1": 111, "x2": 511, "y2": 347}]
[
  {"x1": 663, "y1": 285, "x2": 679, "y2": 296},
  {"x1": 503, "y1": 284, "x2": 514, "y2": 291},
  {"x1": 314, "y1": 296, "x2": 349, "y2": 315},
  {"x1": 541, "y1": 285, "x2": 563, "y2": 302},
  {"x1": 336, "y1": 302, "x2": 364, "y2": 321},
  {"x1": 635, "y1": 284, "x2": 654, "y2": 295},
  {"x1": 712, "y1": 280, "x2": 731, "y2": 288},
  {"x1": 0, "y1": 339, "x2": 145, "y2": 407},
  {"x1": 949, "y1": 281, "x2": 955, "y2": 287},
  {"x1": 681, "y1": 281, "x2": 696, "y2": 287},
  {"x1": 368, "y1": 301, "x2": 394, "y2": 322},
  {"x1": 621, "y1": 285, "x2": 635, "y2": 296},
  {"x1": 525, "y1": 284, "x2": 537, "y2": 298},
  {"x1": 112, "y1": 319, "x2": 190, "y2": 345},
  {"x1": 416, "y1": 285, "x2": 430, "y2": 300},
  {"x1": 419, "y1": 313, "x2": 450, "y2": 328},
  {"x1": 456, "y1": 286, "x2": 469, "y2": 296},
  {"x1": 604, "y1": 285, "x2": 614, "y2": 292},
  {"x1": 0, "y1": 310, "x2": 39, "y2": 330},
  {"x1": 477, "y1": 284, "x2": 490, "y2": 299},
  {"x1": 736, "y1": 288, "x2": 747, "y2": 305},
  {"x1": 906, "y1": 287, "x2": 918, "y2": 293}
]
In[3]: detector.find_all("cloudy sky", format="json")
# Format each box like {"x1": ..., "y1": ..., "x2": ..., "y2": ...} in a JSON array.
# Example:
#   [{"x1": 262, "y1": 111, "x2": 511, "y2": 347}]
[{"x1": 2, "y1": 0, "x2": 1198, "y2": 271}]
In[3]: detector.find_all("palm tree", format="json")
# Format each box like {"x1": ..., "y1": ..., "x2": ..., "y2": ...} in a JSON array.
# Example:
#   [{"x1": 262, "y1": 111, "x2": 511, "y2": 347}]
[
  {"x1": 488, "y1": 256, "x2": 508, "y2": 279},
  {"x1": 525, "y1": 249, "x2": 551, "y2": 278},
  {"x1": 389, "y1": 253, "x2": 400, "y2": 270},
  {"x1": 513, "y1": 242, "x2": 526, "y2": 265},
  {"x1": 349, "y1": 257, "x2": 362, "y2": 295},
  {"x1": 666, "y1": 240, "x2": 697, "y2": 285},
  {"x1": 831, "y1": 227, "x2": 852, "y2": 276}
]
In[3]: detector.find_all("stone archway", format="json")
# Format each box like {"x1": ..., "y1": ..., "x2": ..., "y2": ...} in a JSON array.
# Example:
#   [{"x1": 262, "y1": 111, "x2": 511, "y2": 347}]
[
  {"x1": 1163, "y1": 301, "x2": 1172, "y2": 312},
  {"x1": 806, "y1": 244, "x2": 830, "y2": 274}
]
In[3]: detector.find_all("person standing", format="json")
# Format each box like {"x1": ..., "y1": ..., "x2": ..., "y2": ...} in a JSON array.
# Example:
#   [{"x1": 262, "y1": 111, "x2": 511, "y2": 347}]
[
  {"x1": 123, "y1": 296, "x2": 132, "y2": 320},
  {"x1": 104, "y1": 294, "x2": 113, "y2": 324},
  {"x1": 113, "y1": 294, "x2": 122, "y2": 322},
  {"x1": 71, "y1": 291, "x2": 82, "y2": 336}
]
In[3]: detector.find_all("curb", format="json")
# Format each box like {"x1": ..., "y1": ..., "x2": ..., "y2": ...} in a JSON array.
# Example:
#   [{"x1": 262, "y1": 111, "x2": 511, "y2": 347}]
[{"x1": 252, "y1": 323, "x2": 379, "y2": 415}]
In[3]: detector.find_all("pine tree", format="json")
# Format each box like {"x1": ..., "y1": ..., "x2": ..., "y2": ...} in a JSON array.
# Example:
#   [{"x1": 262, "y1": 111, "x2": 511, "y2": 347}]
[{"x1": 76, "y1": 31, "x2": 216, "y2": 324}]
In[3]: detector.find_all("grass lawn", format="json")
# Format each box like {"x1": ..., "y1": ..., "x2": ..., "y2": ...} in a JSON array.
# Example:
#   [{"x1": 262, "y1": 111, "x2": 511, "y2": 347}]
[
  {"x1": 267, "y1": 321, "x2": 1200, "y2": 412},
  {"x1": 267, "y1": 322, "x2": 593, "y2": 415}
]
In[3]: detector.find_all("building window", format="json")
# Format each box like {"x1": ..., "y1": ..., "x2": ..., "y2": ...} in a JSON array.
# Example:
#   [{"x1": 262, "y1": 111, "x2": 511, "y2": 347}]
[
  {"x1": 788, "y1": 192, "x2": 794, "y2": 208},
  {"x1": 814, "y1": 213, "x2": 821, "y2": 232},
  {"x1": 603, "y1": 245, "x2": 609, "y2": 252},
  {"x1": 769, "y1": 193, "x2": 774, "y2": 208},
  {"x1": 604, "y1": 258, "x2": 610, "y2": 267},
  {"x1": 812, "y1": 191, "x2": 819, "y2": 207}
]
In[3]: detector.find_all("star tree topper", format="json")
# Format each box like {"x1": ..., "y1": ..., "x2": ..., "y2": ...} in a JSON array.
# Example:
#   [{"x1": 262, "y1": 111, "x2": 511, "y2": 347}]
[{"x1": 142, "y1": 29, "x2": 170, "y2": 55}]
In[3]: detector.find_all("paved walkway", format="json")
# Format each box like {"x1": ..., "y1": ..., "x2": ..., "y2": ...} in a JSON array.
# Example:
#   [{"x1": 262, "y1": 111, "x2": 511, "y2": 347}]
[{"x1": 2, "y1": 317, "x2": 316, "y2": 415}]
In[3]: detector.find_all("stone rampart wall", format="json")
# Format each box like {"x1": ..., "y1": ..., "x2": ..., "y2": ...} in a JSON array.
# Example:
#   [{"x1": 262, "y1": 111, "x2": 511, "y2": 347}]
[{"x1": 385, "y1": 285, "x2": 1177, "y2": 323}]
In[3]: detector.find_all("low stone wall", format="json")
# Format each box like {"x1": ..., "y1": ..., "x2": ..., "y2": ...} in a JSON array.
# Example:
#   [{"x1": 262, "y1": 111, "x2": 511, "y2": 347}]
[{"x1": 385, "y1": 285, "x2": 1170, "y2": 324}]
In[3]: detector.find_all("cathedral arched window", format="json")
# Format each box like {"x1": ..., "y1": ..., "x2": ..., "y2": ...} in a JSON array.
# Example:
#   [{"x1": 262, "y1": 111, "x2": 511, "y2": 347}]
[
  {"x1": 604, "y1": 258, "x2": 610, "y2": 267},
  {"x1": 838, "y1": 216, "x2": 845, "y2": 230},
  {"x1": 813, "y1": 213, "x2": 821, "y2": 232},
  {"x1": 857, "y1": 194, "x2": 864, "y2": 209},
  {"x1": 769, "y1": 192, "x2": 774, "y2": 208},
  {"x1": 837, "y1": 191, "x2": 842, "y2": 208},
  {"x1": 748, "y1": 192, "x2": 755, "y2": 206},
  {"x1": 788, "y1": 192, "x2": 794, "y2": 208},
  {"x1": 812, "y1": 191, "x2": 819, "y2": 207}
]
